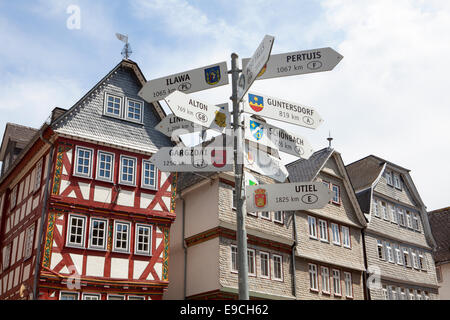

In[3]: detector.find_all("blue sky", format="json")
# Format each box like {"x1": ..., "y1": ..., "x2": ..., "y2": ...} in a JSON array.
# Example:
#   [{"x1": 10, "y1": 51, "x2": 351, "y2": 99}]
[{"x1": 1, "y1": 0, "x2": 450, "y2": 210}]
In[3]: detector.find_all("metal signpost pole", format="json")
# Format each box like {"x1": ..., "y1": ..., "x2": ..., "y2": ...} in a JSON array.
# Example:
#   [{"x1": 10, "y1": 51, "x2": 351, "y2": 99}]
[{"x1": 230, "y1": 52, "x2": 249, "y2": 300}]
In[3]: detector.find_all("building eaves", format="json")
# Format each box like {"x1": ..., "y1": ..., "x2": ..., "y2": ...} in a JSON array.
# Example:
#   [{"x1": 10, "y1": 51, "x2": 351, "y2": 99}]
[{"x1": 428, "y1": 207, "x2": 450, "y2": 263}]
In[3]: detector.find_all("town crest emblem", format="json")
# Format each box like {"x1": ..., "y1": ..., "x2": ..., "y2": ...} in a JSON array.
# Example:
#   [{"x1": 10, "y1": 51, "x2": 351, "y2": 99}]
[
  {"x1": 248, "y1": 94, "x2": 264, "y2": 112},
  {"x1": 254, "y1": 188, "x2": 267, "y2": 208},
  {"x1": 249, "y1": 120, "x2": 264, "y2": 141},
  {"x1": 204, "y1": 66, "x2": 221, "y2": 85}
]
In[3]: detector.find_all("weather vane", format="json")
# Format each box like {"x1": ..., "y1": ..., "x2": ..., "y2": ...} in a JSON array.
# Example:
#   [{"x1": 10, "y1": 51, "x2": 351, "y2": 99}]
[{"x1": 115, "y1": 33, "x2": 132, "y2": 59}]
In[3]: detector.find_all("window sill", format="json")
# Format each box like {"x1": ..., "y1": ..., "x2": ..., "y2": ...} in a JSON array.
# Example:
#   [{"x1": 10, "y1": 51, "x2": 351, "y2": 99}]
[
  {"x1": 310, "y1": 288, "x2": 319, "y2": 293},
  {"x1": 96, "y1": 177, "x2": 114, "y2": 184},
  {"x1": 73, "y1": 173, "x2": 93, "y2": 180},
  {"x1": 141, "y1": 185, "x2": 158, "y2": 191}
]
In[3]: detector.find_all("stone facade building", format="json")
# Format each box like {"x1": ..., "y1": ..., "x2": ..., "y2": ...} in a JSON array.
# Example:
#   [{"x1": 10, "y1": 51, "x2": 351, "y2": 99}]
[
  {"x1": 428, "y1": 206, "x2": 450, "y2": 299},
  {"x1": 346, "y1": 155, "x2": 439, "y2": 300},
  {"x1": 286, "y1": 148, "x2": 367, "y2": 300}
]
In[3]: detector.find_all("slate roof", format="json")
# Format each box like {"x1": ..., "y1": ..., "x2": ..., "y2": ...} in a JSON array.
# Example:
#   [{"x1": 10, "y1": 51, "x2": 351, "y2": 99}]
[
  {"x1": 286, "y1": 147, "x2": 333, "y2": 182},
  {"x1": 345, "y1": 155, "x2": 385, "y2": 191},
  {"x1": 52, "y1": 59, "x2": 172, "y2": 154},
  {"x1": 428, "y1": 207, "x2": 450, "y2": 263},
  {"x1": 177, "y1": 172, "x2": 217, "y2": 192},
  {"x1": 0, "y1": 123, "x2": 38, "y2": 161}
]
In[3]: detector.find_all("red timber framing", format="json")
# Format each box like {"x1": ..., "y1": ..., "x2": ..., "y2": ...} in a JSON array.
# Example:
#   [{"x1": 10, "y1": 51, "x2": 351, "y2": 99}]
[{"x1": 0, "y1": 133, "x2": 177, "y2": 300}]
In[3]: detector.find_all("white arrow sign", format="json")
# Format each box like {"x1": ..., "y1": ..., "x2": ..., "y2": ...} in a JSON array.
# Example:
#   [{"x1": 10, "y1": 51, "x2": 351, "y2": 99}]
[
  {"x1": 242, "y1": 47, "x2": 343, "y2": 80},
  {"x1": 164, "y1": 90, "x2": 221, "y2": 129},
  {"x1": 138, "y1": 61, "x2": 229, "y2": 103},
  {"x1": 156, "y1": 103, "x2": 231, "y2": 137},
  {"x1": 237, "y1": 35, "x2": 274, "y2": 102},
  {"x1": 150, "y1": 145, "x2": 233, "y2": 172},
  {"x1": 244, "y1": 116, "x2": 314, "y2": 159},
  {"x1": 243, "y1": 91, "x2": 323, "y2": 129},
  {"x1": 244, "y1": 143, "x2": 288, "y2": 183},
  {"x1": 246, "y1": 182, "x2": 333, "y2": 212}
]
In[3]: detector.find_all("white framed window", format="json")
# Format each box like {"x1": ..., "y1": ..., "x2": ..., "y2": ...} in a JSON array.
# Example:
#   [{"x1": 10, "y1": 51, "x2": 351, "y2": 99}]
[
  {"x1": 344, "y1": 272, "x2": 353, "y2": 298},
  {"x1": 412, "y1": 251, "x2": 419, "y2": 269},
  {"x1": 393, "y1": 174, "x2": 402, "y2": 189},
  {"x1": 66, "y1": 214, "x2": 86, "y2": 248},
  {"x1": 423, "y1": 291, "x2": 429, "y2": 300},
  {"x1": 373, "y1": 199, "x2": 379, "y2": 217},
  {"x1": 60, "y1": 291, "x2": 79, "y2": 300},
  {"x1": 386, "y1": 171, "x2": 393, "y2": 186},
  {"x1": 274, "y1": 211, "x2": 284, "y2": 224},
  {"x1": 406, "y1": 211, "x2": 413, "y2": 229},
  {"x1": 309, "y1": 264, "x2": 318, "y2": 291},
  {"x1": 23, "y1": 224, "x2": 35, "y2": 260},
  {"x1": 398, "y1": 208, "x2": 406, "y2": 226},
  {"x1": 318, "y1": 219, "x2": 328, "y2": 242},
  {"x1": 321, "y1": 266, "x2": 330, "y2": 294},
  {"x1": 390, "y1": 205, "x2": 397, "y2": 224},
  {"x1": 113, "y1": 221, "x2": 131, "y2": 253},
  {"x1": 2, "y1": 243, "x2": 11, "y2": 270},
  {"x1": 332, "y1": 269, "x2": 341, "y2": 296},
  {"x1": 34, "y1": 159, "x2": 43, "y2": 192},
  {"x1": 231, "y1": 245, "x2": 238, "y2": 273},
  {"x1": 260, "y1": 211, "x2": 271, "y2": 221},
  {"x1": 119, "y1": 155, "x2": 137, "y2": 186},
  {"x1": 135, "y1": 224, "x2": 152, "y2": 256},
  {"x1": 403, "y1": 248, "x2": 411, "y2": 267},
  {"x1": 394, "y1": 245, "x2": 403, "y2": 265},
  {"x1": 125, "y1": 98, "x2": 144, "y2": 123},
  {"x1": 96, "y1": 151, "x2": 114, "y2": 182},
  {"x1": 389, "y1": 286, "x2": 397, "y2": 300},
  {"x1": 332, "y1": 185, "x2": 340, "y2": 204},
  {"x1": 331, "y1": 223, "x2": 341, "y2": 245},
  {"x1": 107, "y1": 294, "x2": 125, "y2": 300},
  {"x1": 386, "y1": 242, "x2": 394, "y2": 263},
  {"x1": 11, "y1": 186, "x2": 17, "y2": 209},
  {"x1": 377, "y1": 240, "x2": 385, "y2": 260},
  {"x1": 382, "y1": 286, "x2": 388, "y2": 300},
  {"x1": 418, "y1": 253, "x2": 424, "y2": 270},
  {"x1": 416, "y1": 290, "x2": 422, "y2": 300},
  {"x1": 82, "y1": 293, "x2": 101, "y2": 300},
  {"x1": 104, "y1": 93, "x2": 123, "y2": 118},
  {"x1": 247, "y1": 249, "x2": 256, "y2": 276},
  {"x1": 128, "y1": 295, "x2": 145, "y2": 300},
  {"x1": 412, "y1": 214, "x2": 420, "y2": 231},
  {"x1": 88, "y1": 218, "x2": 108, "y2": 250},
  {"x1": 308, "y1": 216, "x2": 317, "y2": 239},
  {"x1": 142, "y1": 160, "x2": 158, "y2": 190},
  {"x1": 409, "y1": 289, "x2": 415, "y2": 300},
  {"x1": 400, "y1": 288, "x2": 406, "y2": 300},
  {"x1": 341, "y1": 226, "x2": 351, "y2": 248},
  {"x1": 74, "y1": 146, "x2": 94, "y2": 178},
  {"x1": 260, "y1": 251, "x2": 270, "y2": 279},
  {"x1": 272, "y1": 254, "x2": 283, "y2": 281},
  {"x1": 381, "y1": 202, "x2": 389, "y2": 220}
]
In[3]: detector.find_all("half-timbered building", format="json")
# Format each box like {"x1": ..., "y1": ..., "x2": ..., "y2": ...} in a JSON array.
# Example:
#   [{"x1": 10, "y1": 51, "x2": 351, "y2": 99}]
[{"x1": 0, "y1": 59, "x2": 176, "y2": 300}]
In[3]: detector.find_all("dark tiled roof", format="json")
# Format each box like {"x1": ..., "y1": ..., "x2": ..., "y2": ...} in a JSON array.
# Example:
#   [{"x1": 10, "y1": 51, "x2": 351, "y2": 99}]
[
  {"x1": 177, "y1": 172, "x2": 217, "y2": 192},
  {"x1": 0, "y1": 123, "x2": 38, "y2": 161},
  {"x1": 355, "y1": 188, "x2": 372, "y2": 215},
  {"x1": 428, "y1": 207, "x2": 450, "y2": 263},
  {"x1": 52, "y1": 62, "x2": 172, "y2": 154},
  {"x1": 286, "y1": 147, "x2": 333, "y2": 182},
  {"x1": 345, "y1": 155, "x2": 385, "y2": 191}
]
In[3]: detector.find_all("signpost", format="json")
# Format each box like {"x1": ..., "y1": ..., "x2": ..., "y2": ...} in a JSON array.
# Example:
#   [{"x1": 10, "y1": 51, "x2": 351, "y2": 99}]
[
  {"x1": 138, "y1": 61, "x2": 229, "y2": 103},
  {"x1": 244, "y1": 115, "x2": 314, "y2": 159},
  {"x1": 237, "y1": 35, "x2": 274, "y2": 102},
  {"x1": 164, "y1": 90, "x2": 222, "y2": 129},
  {"x1": 243, "y1": 91, "x2": 323, "y2": 129},
  {"x1": 156, "y1": 103, "x2": 231, "y2": 137},
  {"x1": 246, "y1": 182, "x2": 333, "y2": 212},
  {"x1": 242, "y1": 47, "x2": 343, "y2": 80},
  {"x1": 244, "y1": 143, "x2": 288, "y2": 183}
]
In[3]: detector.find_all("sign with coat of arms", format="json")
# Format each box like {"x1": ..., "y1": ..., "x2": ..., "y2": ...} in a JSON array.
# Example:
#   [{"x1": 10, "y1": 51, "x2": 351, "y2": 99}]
[
  {"x1": 138, "y1": 61, "x2": 229, "y2": 103},
  {"x1": 246, "y1": 182, "x2": 333, "y2": 212}
]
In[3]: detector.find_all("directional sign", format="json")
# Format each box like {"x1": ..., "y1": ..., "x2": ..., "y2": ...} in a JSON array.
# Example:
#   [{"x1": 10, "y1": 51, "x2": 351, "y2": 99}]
[
  {"x1": 156, "y1": 103, "x2": 231, "y2": 137},
  {"x1": 246, "y1": 182, "x2": 333, "y2": 212},
  {"x1": 237, "y1": 35, "x2": 274, "y2": 102},
  {"x1": 243, "y1": 91, "x2": 323, "y2": 129},
  {"x1": 164, "y1": 90, "x2": 221, "y2": 129},
  {"x1": 138, "y1": 61, "x2": 229, "y2": 103},
  {"x1": 242, "y1": 47, "x2": 343, "y2": 80},
  {"x1": 150, "y1": 145, "x2": 233, "y2": 172},
  {"x1": 244, "y1": 143, "x2": 288, "y2": 183},
  {"x1": 244, "y1": 116, "x2": 314, "y2": 159}
]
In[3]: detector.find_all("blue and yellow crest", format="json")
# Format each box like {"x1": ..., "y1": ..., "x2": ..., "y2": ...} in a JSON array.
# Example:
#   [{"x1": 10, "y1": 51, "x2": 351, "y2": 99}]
[
  {"x1": 249, "y1": 120, "x2": 264, "y2": 141},
  {"x1": 248, "y1": 94, "x2": 264, "y2": 112},
  {"x1": 204, "y1": 66, "x2": 221, "y2": 85}
]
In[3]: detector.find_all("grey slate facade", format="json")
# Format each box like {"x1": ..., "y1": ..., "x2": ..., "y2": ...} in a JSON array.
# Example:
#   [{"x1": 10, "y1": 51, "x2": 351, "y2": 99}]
[{"x1": 346, "y1": 155, "x2": 439, "y2": 300}]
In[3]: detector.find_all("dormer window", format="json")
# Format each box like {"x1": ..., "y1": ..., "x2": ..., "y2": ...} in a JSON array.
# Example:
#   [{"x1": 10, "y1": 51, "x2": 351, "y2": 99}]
[
  {"x1": 393, "y1": 174, "x2": 402, "y2": 190},
  {"x1": 126, "y1": 99, "x2": 143, "y2": 123},
  {"x1": 386, "y1": 171, "x2": 393, "y2": 186},
  {"x1": 105, "y1": 93, "x2": 122, "y2": 118}
]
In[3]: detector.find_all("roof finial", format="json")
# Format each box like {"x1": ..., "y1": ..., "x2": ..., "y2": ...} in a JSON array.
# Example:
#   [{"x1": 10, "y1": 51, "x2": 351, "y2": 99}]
[
  {"x1": 327, "y1": 131, "x2": 333, "y2": 149},
  {"x1": 116, "y1": 33, "x2": 132, "y2": 60}
]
